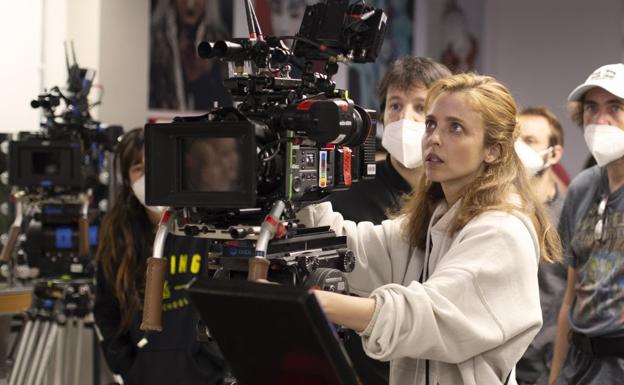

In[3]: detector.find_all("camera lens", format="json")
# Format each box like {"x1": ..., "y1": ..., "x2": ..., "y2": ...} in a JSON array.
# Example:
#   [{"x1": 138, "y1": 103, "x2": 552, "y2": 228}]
[
  {"x1": 197, "y1": 41, "x2": 215, "y2": 59},
  {"x1": 213, "y1": 40, "x2": 243, "y2": 59},
  {"x1": 282, "y1": 99, "x2": 372, "y2": 146}
]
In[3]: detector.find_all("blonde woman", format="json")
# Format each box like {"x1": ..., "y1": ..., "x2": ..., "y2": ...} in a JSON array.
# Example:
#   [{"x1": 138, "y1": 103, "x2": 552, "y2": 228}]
[{"x1": 298, "y1": 73, "x2": 561, "y2": 385}]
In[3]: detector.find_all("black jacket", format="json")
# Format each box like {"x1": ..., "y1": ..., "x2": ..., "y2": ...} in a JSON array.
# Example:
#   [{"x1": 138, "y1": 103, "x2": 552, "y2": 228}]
[
  {"x1": 94, "y1": 234, "x2": 224, "y2": 385},
  {"x1": 326, "y1": 155, "x2": 412, "y2": 385}
]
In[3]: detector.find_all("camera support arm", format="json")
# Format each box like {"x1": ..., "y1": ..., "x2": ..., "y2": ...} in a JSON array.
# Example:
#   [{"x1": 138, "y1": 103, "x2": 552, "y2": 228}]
[
  {"x1": 0, "y1": 199, "x2": 24, "y2": 265},
  {"x1": 140, "y1": 208, "x2": 173, "y2": 332},
  {"x1": 248, "y1": 200, "x2": 286, "y2": 281}
]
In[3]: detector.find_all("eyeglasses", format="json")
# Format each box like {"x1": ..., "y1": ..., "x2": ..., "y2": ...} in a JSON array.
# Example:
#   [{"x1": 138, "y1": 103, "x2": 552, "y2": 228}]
[{"x1": 594, "y1": 194, "x2": 609, "y2": 242}]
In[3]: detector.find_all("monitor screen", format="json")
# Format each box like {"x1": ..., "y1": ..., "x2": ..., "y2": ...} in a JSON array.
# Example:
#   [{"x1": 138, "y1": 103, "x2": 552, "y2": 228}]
[
  {"x1": 32, "y1": 150, "x2": 63, "y2": 177},
  {"x1": 144, "y1": 121, "x2": 257, "y2": 208},
  {"x1": 9, "y1": 141, "x2": 83, "y2": 188},
  {"x1": 188, "y1": 278, "x2": 360, "y2": 385},
  {"x1": 180, "y1": 137, "x2": 244, "y2": 193}
]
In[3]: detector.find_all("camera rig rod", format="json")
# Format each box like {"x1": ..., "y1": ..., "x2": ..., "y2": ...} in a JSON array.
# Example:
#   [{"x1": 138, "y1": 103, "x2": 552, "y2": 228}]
[
  {"x1": 0, "y1": 199, "x2": 23, "y2": 264},
  {"x1": 77, "y1": 190, "x2": 91, "y2": 257},
  {"x1": 140, "y1": 208, "x2": 173, "y2": 332},
  {"x1": 247, "y1": 200, "x2": 286, "y2": 281}
]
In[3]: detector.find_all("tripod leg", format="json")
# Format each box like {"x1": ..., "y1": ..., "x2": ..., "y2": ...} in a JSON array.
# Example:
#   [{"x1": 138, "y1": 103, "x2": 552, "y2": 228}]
[
  {"x1": 72, "y1": 318, "x2": 85, "y2": 385},
  {"x1": 10, "y1": 318, "x2": 40, "y2": 385},
  {"x1": 64, "y1": 317, "x2": 75, "y2": 383},
  {"x1": 33, "y1": 322, "x2": 59, "y2": 385},
  {"x1": 7, "y1": 318, "x2": 32, "y2": 385},
  {"x1": 53, "y1": 323, "x2": 66, "y2": 385},
  {"x1": 24, "y1": 320, "x2": 51, "y2": 385}
]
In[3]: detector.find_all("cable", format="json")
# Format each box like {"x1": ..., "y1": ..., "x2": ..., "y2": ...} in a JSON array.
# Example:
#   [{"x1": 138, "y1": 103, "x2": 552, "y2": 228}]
[
  {"x1": 248, "y1": 0, "x2": 264, "y2": 41},
  {"x1": 244, "y1": 0, "x2": 257, "y2": 40}
]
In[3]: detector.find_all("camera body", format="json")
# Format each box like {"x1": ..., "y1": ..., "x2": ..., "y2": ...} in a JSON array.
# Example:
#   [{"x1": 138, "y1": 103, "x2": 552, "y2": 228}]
[
  {"x1": 6, "y1": 127, "x2": 119, "y2": 278},
  {"x1": 8, "y1": 139, "x2": 84, "y2": 190},
  {"x1": 3, "y1": 45, "x2": 122, "y2": 280},
  {"x1": 143, "y1": 0, "x2": 387, "y2": 289},
  {"x1": 8, "y1": 127, "x2": 120, "y2": 193},
  {"x1": 293, "y1": 0, "x2": 387, "y2": 63},
  {"x1": 21, "y1": 203, "x2": 99, "y2": 277},
  {"x1": 145, "y1": 103, "x2": 376, "y2": 210}
]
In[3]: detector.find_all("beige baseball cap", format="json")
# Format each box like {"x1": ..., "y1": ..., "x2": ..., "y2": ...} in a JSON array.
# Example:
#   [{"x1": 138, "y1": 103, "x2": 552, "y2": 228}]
[{"x1": 568, "y1": 63, "x2": 624, "y2": 101}]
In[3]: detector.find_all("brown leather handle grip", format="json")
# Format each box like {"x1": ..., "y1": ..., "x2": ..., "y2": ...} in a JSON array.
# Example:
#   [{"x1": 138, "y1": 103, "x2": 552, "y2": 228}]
[
  {"x1": 78, "y1": 217, "x2": 90, "y2": 257},
  {"x1": 0, "y1": 226, "x2": 20, "y2": 263},
  {"x1": 140, "y1": 257, "x2": 167, "y2": 332},
  {"x1": 247, "y1": 257, "x2": 270, "y2": 281}
]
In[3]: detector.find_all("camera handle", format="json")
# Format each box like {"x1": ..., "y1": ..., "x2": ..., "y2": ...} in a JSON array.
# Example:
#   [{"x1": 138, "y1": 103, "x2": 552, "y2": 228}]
[
  {"x1": 248, "y1": 200, "x2": 286, "y2": 281},
  {"x1": 140, "y1": 209, "x2": 172, "y2": 332}
]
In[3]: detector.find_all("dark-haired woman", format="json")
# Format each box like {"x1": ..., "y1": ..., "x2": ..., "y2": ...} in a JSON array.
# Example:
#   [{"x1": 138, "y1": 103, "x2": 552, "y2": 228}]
[{"x1": 93, "y1": 128, "x2": 224, "y2": 385}]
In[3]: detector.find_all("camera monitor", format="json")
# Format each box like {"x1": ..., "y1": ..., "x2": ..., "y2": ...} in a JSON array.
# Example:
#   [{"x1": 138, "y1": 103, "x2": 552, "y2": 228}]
[
  {"x1": 9, "y1": 141, "x2": 84, "y2": 188},
  {"x1": 145, "y1": 121, "x2": 257, "y2": 208},
  {"x1": 188, "y1": 278, "x2": 360, "y2": 385}
]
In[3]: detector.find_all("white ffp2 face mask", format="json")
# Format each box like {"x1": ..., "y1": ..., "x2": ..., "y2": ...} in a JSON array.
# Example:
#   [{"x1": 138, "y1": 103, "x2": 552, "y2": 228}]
[
  {"x1": 584, "y1": 124, "x2": 624, "y2": 167},
  {"x1": 131, "y1": 175, "x2": 165, "y2": 215},
  {"x1": 515, "y1": 140, "x2": 553, "y2": 176},
  {"x1": 381, "y1": 119, "x2": 426, "y2": 169}
]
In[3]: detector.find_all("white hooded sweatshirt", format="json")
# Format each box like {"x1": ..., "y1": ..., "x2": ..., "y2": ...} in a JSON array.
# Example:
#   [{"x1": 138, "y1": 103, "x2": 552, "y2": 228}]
[{"x1": 297, "y1": 200, "x2": 542, "y2": 385}]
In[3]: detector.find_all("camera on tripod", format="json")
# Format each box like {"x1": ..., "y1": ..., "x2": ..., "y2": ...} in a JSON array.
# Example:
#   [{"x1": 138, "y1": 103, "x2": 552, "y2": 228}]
[
  {"x1": 140, "y1": 0, "x2": 387, "y2": 332},
  {"x1": 0, "y1": 42, "x2": 122, "y2": 280},
  {"x1": 9, "y1": 51, "x2": 120, "y2": 194}
]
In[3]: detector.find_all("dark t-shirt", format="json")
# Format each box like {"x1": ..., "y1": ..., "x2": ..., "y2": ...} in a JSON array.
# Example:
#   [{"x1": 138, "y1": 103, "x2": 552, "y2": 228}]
[
  {"x1": 94, "y1": 234, "x2": 224, "y2": 385},
  {"x1": 559, "y1": 166, "x2": 624, "y2": 338},
  {"x1": 328, "y1": 155, "x2": 412, "y2": 224}
]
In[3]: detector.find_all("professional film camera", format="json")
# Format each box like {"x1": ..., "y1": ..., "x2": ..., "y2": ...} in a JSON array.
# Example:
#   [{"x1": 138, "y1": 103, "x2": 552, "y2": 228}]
[
  {"x1": 140, "y1": 0, "x2": 387, "y2": 333},
  {"x1": 0, "y1": 43, "x2": 122, "y2": 281}
]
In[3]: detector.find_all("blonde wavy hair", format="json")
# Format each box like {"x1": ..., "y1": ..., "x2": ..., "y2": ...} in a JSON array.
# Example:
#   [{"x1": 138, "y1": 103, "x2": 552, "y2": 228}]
[{"x1": 400, "y1": 73, "x2": 561, "y2": 263}]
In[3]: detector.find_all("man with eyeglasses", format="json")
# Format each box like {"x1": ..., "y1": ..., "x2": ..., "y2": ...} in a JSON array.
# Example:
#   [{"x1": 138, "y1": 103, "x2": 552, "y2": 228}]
[
  {"x1": 548, "y1": 63, "x2": 624, "y2": 385},
  {"x1": 514, "y1": 106, "x2": 567, "y2": 385}
]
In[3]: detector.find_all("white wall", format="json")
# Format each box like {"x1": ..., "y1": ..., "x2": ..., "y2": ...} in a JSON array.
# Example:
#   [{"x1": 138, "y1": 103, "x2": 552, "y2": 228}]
[
  {"x1": 0, "y1": 0, "x2": 147, "y2": 134},
  {"x1": 481, "y1": 0, "x2": 624, "y2": 177},
  {"x1": 42, "y1": 0, "x2": 69, "y2": 93},
  {"x1": 0, "y1": 1, "x2": 44, "y2": 134},
  {"x1": 0, "y1": 0, "x2": 102, "y2": 133},
  {"x1": 98, "y1": 0, "x2": 149, "y2": 130}
]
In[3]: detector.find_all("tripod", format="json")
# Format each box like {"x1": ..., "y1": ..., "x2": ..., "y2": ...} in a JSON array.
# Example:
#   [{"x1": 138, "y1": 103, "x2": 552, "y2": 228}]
[{"x1": 8, "y1": 278, "x2": 93, "y2": 385}]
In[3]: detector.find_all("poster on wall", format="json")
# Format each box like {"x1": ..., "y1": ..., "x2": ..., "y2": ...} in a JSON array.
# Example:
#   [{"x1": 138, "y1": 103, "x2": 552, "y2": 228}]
[
  {"x1": 148, "y1": 0, "x2": 233, "y2": 115},
  {"x1": 419, "y1": 0, "x2": 483, "y2": 73},
  {"x1": 253, "y1": 0, "x2": 415, "y2": 113}
]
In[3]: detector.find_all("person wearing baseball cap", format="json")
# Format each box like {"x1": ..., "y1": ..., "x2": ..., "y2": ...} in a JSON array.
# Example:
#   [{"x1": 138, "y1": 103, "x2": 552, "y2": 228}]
[{"x1": 549, "y1": 63, "x2": 624, "y2": 385}]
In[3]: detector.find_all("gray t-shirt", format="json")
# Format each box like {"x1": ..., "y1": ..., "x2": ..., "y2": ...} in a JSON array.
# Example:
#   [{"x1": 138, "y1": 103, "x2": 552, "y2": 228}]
[
  {"x1": 517, "y1": 187, "x2": 567, "y2": 385},
  {"x1": 559, "y1": 165, "x2": 624, "y2": 337}
]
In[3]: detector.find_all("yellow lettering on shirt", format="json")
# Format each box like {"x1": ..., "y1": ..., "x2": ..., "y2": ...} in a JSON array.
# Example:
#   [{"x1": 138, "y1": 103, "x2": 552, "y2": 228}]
[
  {"x1": 178, "y1": 254, "x2": 188, "y2": 273},
  {"x1": 191, "y1": 254, "x2": 201, "y2": 274},
  {"x1": 170, "y1": 255, "x2": 176, "y2": 275},
  {"x1": 162, "y1": 281, "x2": 170, "y2": 299}
]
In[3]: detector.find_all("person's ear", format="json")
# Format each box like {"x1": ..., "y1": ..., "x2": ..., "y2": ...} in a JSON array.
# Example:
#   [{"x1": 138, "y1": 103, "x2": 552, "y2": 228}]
[
  {"x1": 550, "y1": 144, "x2": 564, "y2": 165},
  {"x1": 484, "y1": 143, "x2": 501, "y2": 164}
]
